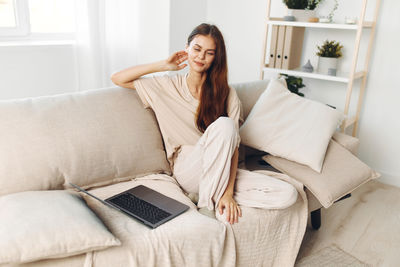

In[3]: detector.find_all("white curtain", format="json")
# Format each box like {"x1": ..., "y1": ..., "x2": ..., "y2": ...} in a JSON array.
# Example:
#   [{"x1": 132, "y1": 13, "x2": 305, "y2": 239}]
[{"x1": 74, "y1": 0, "x2": 140, "y2": 91}]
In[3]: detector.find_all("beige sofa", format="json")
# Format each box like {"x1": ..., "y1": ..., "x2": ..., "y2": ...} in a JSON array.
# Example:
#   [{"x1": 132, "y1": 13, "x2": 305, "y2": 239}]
[{"x1": 0, "y1": 79, "x2": 373, "y2": 267}]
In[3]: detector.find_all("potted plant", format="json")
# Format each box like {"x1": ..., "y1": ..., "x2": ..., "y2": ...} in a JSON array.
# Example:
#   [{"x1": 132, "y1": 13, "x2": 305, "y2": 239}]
[
  {"x1": 316, "y1": 40, "x2": 343, "y2": 75},
  {"x1": 280, "y1": 74, "x2": 305, "y2": 97},
  {"x1": 283, "y1": 0, "x2": 323, "y2": 22}
]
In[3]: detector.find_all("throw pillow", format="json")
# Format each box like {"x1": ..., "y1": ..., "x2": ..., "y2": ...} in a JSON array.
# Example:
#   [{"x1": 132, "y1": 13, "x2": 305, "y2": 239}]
[
  {"x1": 0, "y1": 190, "x2": 121, "y2": 264},
  {"x1": 239, "y1": 79, "x2": 344, "y2": 172},
  {"x1": 262, "y1": 140, "x2": 380, "y2": 208}
]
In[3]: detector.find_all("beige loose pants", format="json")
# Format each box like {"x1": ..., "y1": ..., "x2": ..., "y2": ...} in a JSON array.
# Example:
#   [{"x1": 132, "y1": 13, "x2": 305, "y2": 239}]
[{"x1": 173, "y1": 117, "x2": 298, "y2": 211}]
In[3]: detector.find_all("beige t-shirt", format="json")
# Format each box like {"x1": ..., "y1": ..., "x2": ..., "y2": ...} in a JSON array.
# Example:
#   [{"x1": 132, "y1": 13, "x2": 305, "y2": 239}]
[{"x1": 133, "y1": 73, "x2": 243, "y2": 169}]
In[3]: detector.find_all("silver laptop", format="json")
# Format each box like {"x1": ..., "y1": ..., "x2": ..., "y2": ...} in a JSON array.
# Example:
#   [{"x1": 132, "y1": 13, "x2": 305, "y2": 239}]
[{"x1": 69, "y1": 183, "x2": 189, "y2": 229}]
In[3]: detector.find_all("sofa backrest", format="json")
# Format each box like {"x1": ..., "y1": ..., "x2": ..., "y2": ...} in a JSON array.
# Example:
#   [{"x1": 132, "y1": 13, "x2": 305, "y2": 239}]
[
  {"x1": 230, "y1": 79, "x2": 270, "y2": 121},
  {"x1": 0, "y1": 87, "x2": 171, "y2": 196}
]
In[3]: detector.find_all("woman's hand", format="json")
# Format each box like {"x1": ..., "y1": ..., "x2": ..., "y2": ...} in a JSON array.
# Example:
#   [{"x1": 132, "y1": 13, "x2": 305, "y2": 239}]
[
  {"x1": 165, "y1": 50, "x2": 188, "y2": 71},
  {"x1": 218, "y1": 193, "x2": 242, "y2": 224}
]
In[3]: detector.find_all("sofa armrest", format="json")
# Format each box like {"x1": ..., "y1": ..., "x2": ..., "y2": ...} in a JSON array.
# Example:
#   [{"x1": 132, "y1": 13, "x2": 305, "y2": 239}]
[{"x1": 332, "y1": 131, "x2": 360, "y2": 155}]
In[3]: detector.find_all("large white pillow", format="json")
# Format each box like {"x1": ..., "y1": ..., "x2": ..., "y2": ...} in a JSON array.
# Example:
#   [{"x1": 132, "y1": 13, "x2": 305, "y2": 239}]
[
  {"x1": 0, "y1": 190, "x2": 121, "y2": 264},
  {"x1": 239, "y1": 79, "x2": 344, "y2": 172}
]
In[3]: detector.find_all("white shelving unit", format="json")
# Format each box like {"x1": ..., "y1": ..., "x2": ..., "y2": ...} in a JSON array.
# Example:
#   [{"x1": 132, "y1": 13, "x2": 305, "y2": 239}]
[
  {"x1": 267, "y1": 18, "x2": 374, "y2": 29},
  {"x1": 260, "y1": 0, "x2": 381, "y2": 137}
]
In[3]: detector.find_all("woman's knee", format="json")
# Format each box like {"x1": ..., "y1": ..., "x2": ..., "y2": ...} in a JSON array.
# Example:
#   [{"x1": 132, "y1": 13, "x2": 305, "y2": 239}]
[
  {"x1": 212, "y1": 116, "x2": 235, "y2": 128},
  {"x1": 278, "y1": 182, "x2": 298, "y2": 209},
  {"x1": 208, "y1": 117, "x2": 237, "y2": 139}
]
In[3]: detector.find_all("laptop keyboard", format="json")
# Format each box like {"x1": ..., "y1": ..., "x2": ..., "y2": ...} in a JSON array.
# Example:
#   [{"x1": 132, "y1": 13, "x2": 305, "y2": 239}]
[{"x1": 108, "y1": 193, "x2": 171, "y2": 224}]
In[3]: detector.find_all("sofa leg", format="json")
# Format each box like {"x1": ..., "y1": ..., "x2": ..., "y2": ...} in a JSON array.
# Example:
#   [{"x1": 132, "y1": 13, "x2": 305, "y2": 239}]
[
  {"x1": 311, "y1": 209, "x2": 321, "y2": 230},
  {"x1": 335, "y1": 193, "x2": 351, "y2": 203},
  {"x1": 309, "y1": 193, "x2": 352, "y2": 230}
]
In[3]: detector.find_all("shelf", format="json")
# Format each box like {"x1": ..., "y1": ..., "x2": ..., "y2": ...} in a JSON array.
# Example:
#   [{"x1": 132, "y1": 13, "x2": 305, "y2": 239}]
[
  {"x1": 267, "y1": 18, "x2": 373, "y2": 30},
  {"x1": 262, "y1": 67, "x2": 365, "y2": 83},
  {"x1": 261, "y1": 0, "x2": 381, "y2": 137}
]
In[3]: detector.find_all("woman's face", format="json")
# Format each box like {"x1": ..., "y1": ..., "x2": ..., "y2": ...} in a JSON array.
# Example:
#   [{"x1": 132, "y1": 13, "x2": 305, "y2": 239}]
[{"x1": 186, "y1": 34, "x2": 216, "y2": 73}]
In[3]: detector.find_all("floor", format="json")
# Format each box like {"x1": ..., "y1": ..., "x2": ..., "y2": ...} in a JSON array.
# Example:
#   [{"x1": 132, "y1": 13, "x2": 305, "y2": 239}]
[{"x1": 295, "y1": 179, "x2": 400, "y2": 266}]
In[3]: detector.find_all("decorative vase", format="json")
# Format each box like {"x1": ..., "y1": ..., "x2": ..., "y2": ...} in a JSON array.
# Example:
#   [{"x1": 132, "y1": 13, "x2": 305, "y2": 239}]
[
  {"x1": 302, "y1": 60, "x2": 314, "y2": 72},
  {"x1": 317, "y1": 56, "x2": 338, "y2": 75},
  {"x1": 287, "y1": 9, "x2": 316, "y2": 22}
]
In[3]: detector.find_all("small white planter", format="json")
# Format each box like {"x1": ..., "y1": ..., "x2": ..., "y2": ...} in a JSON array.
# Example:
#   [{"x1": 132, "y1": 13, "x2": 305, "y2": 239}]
[
  {"x1": 317, "y1": 57, "x2": 338, "y2": 75},
  {"x1": 287, "y1": 9, "x2": 316, "y2": 22}
]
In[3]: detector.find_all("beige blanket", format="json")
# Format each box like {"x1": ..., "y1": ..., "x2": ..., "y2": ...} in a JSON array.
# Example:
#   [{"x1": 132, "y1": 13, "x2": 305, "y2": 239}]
[
  {"x1": 230, "y1": 170, "x2": 308, "y2": 266},
  {"x1": 15, "y1": 171, "x2": 307, "y2": 267}
]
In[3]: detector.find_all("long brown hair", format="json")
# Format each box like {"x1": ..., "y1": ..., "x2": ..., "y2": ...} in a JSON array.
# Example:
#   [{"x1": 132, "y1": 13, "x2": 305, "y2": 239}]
[{"x1": 187, "y1": 23, "x2": 230, "y2": 133}]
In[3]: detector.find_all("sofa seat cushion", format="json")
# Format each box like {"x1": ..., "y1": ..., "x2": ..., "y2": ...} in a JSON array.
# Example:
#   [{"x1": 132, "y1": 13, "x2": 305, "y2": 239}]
[
  {"x1": 80, "y1": 175, "x2": 238, "y2": 266},
  {"x1": 0, "y1": 190, "x2": 120, "y2": 265},
  {"x1": 79, "y1": 172, "x2": 307, "y2": 267},
  {"x1": 0, "y1": 87, "x2": 170, "y2": 196},
  {"x1": 11, "y1": 254, "x2": 87, "y2": 267},
  {"x1": 263, "y1": 140, "x2": 380, "y2": 208}
]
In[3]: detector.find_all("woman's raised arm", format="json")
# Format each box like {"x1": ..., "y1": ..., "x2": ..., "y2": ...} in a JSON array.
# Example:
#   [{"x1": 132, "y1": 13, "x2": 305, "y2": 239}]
[{"x1": 110, "y1": 51, "x2": 188, "y2": 89}]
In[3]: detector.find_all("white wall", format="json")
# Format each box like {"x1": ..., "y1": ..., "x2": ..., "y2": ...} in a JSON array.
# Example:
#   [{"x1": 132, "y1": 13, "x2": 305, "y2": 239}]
[
  {"x1": 357, "y1": 1, "x2": 400, "y2": 187},
  {"x1": 137, "y1": 0, "x2": 171, "y2": 64},
  {"x1": 169, "y1": 0, "x2": 207, "y2": 54},
  {"x1": 168, "y1": 0, "x2": 207, "y2": 76},
  {"x1": 0, "y1": 44, "x2": 77, "y2": 100},
  {"x1": 206, "y1": 0, "x2": 268, "y2": 83},
  {"x1": 206, "y1": 0, "x2": 400, "y2": 187}
]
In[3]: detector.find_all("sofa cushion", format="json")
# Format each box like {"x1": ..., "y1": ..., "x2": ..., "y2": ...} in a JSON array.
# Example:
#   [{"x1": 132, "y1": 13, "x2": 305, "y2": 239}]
[
  {"x1": 239, "y1": 79, "x2": 344, "y2": 173},
  {"x1": 0, "y1": 87, "x2": 171, "y2": 196},
  {"x1": 79, "y1": 172, "x2": 307, "y2": 267},
  {"x1": 81, "y1": 175, "x2": 237, "y2": 266},
  {"x1": 262, "y1": 140, "x2": 380, "y2": 208},
  {"x1": 0, "y1": 190, "x2": 120, "y2": 264}
]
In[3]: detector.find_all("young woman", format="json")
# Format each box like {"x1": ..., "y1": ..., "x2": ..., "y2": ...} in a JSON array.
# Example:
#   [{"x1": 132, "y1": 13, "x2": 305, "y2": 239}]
[{"x1": 111, "y1": 23, "x2": 297, "y2": 225}]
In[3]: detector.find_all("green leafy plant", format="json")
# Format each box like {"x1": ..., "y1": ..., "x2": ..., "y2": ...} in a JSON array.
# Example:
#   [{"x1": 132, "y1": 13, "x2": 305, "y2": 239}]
[
  {"x1": 307, "y1": 0, "x2": 324, "y2": 10},
  {"x1": 280, "y1": 74, "x2": 305, "y2": 97},
  {"x1": 283, "y1": 0, "x2": 323, "y2": 10},
  {"x1": 283, "y1": 0, "x2": 308, "y2": 9},
  {"x1": 316, "y1": 40, "x2": 343, "y2": 58}
]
